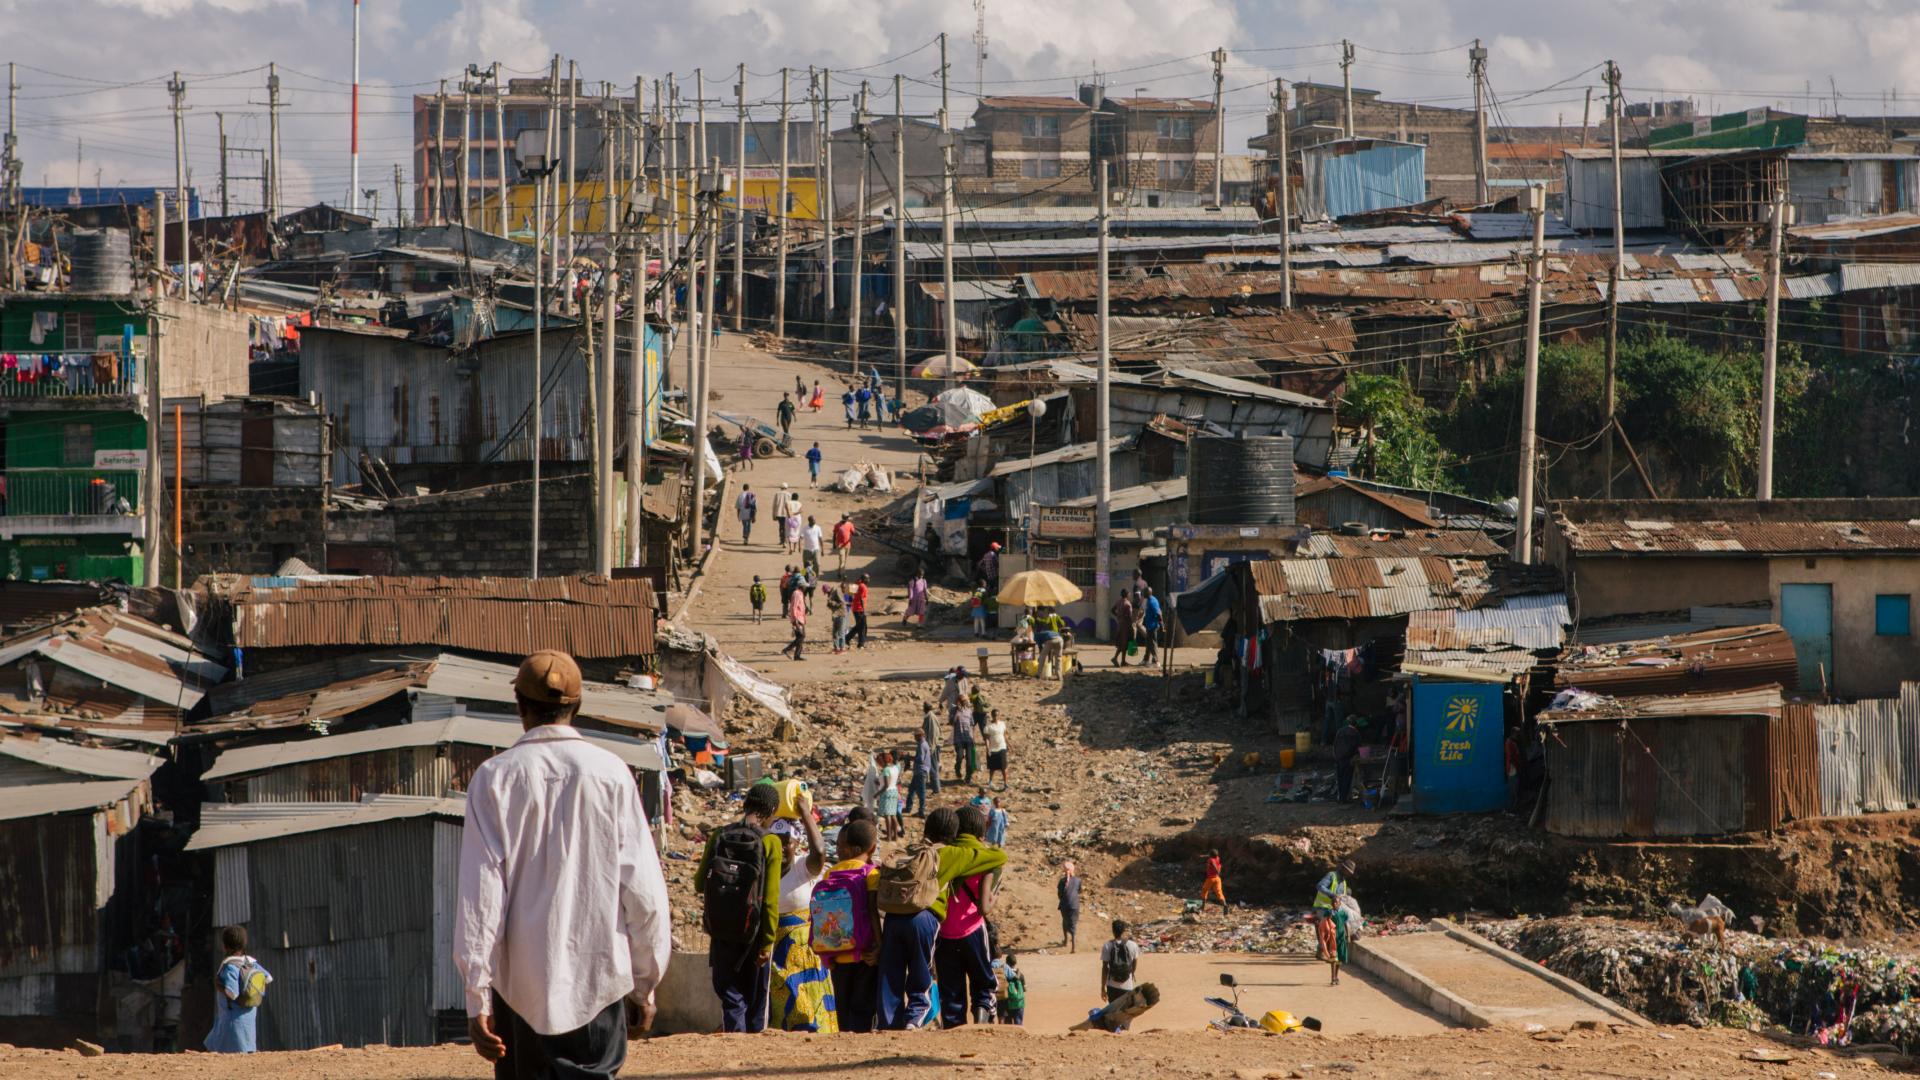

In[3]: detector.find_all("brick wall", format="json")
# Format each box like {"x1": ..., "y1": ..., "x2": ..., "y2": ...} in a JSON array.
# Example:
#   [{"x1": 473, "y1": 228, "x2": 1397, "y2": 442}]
[
  {"x1": 325, "y1": 473, "x2": 594, "y2": 576},
  {"x1": 171, "y1": 486, "x2": 328, "y2": 580}
]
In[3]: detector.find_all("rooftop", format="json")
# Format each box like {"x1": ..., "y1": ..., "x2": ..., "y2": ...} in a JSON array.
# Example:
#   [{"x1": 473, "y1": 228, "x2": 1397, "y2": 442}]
[
  {"x1": 202, "y1": 713, "x2": 664, "y2": 781},
  {"x1": 186, "y1": 793, "x2": 466, "y2": 850},
  {"x1": 1552, "y1": 498, "x2": 1920, "y2": 556},
  {"x1": 1553, "y1": 624, "x2": 1799, "y2": 696},
  {"x1": 1250, "y1": 554, "x2": 1496, "y2": 622},
  {"x1": 978, "y1": 95, "x2": 1087, "y2": 111}
]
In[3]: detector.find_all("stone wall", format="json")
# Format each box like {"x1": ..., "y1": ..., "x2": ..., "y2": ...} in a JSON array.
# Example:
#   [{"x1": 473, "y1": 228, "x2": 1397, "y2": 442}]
[
  {"x1": 170, "y1": 486, "x2": 328, "y2": 580},
  {"x1": 326, "y1": 473, "x2": 594, "y2": 576}
]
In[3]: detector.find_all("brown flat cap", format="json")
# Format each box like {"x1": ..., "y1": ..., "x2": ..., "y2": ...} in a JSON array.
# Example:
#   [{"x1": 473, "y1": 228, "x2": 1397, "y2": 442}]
[{"x1": 515, "y1": 649, "x2": 583, "y2": 705}]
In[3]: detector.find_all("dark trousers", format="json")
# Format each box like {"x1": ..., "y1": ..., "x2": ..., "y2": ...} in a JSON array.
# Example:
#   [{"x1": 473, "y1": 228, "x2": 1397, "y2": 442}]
[
  {"x1": 906, "y1": 769, "x2": 928, "y2": 815},
  {"x1": 953, "y1": 741, "x2": 975, "y2": 783},
  {"x1": 830, "y1": 961, "x2": 879, "y2": 1033},
  {"x1": 782, "y1": 625, "x2": 806, "y2": 660},
  {"x1": 876, "y1": 910, "x2": 939, "y2": 1030},
  {"x1": 854, "y1": 610, "x2": 869, "y2": 648},
  {"x1": 708, "y1": 938, "x2": 771, "y2": 1033},
  {"x1": 491, "y1": 991, "x2": 626, "y2": 1080},
  {"x1": 1335, "y1": 759, "x2": 1355, "y2": 803},
  {"x1": 934, "y1": 926, "x2": 995, "y2": 1027}
]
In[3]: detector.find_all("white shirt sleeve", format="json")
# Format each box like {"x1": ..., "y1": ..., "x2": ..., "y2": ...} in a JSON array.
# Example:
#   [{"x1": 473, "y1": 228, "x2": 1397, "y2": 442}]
[
  {"x1": 617, "y1": 780, "x2": 673, "y2": 1002},
  {"x1": 454, "y1": 772, "x2": 509, "y2": 1018}
]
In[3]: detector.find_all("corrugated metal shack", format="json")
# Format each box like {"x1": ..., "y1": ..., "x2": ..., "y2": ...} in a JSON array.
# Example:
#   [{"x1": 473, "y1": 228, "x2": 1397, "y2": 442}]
[
  {"x1": 187, "y1": 796, "x2": 467, "y2": 1049},
  {"x1": 0, "y1": 608, "x2": 229, "y2": 734},
  {"x1": 1554, "y1": 624, "x2": 1801, "y2": 696},
  {"x1": 1538, "y1": 687, "x2": 1820, "y2": 838},
  {"x1": 1814, "y1": 683, "x2": 1920, "y2": 817},
  {"x1": 158, "y1": 396, "x2": 328, "y2": 488},
  {"x1": 1296, "y1": 138, "x2": 1427, "y2": 221},
  {"x1": 1404, "y1": 593, "x2": 1570, "y2": 682}
]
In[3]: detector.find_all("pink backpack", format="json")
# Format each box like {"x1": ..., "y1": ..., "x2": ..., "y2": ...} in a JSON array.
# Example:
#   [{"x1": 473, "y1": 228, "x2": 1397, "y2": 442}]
[{"x1": 809, "y1": 864, "x2": 875, "y2": 962}]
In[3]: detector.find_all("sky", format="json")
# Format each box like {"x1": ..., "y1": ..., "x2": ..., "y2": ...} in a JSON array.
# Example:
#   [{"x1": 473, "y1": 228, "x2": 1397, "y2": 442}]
[{"x1": 3, "y1": 0, "x2": 1919, "y2": 218}]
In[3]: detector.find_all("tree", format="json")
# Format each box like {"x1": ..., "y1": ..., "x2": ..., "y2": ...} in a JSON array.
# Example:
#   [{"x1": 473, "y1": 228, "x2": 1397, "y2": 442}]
[{"x1": 1340, "y1": 373, "x2": 1459, "y2": 492}]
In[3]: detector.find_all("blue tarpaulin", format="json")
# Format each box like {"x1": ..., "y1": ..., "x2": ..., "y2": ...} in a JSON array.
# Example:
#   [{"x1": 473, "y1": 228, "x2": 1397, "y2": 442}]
[
  {"x1": 1298, "y1": 139, "x2": 1426, "y2": 221},
  {"x1": 1410, "y1": 677, "x2": 1507, "y2": 814}
]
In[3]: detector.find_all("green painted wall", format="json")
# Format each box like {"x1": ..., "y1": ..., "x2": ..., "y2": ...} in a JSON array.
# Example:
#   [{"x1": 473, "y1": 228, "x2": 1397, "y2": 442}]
[
  {"x1": 5, "y1": 410, "x2": 146, "y2": 468},
  {"x1": 0, "y1": 535, "x2": 143, "y2": 584},
  {"x1": 0, "y1": 298, "x2": 146, "y2": 353}
]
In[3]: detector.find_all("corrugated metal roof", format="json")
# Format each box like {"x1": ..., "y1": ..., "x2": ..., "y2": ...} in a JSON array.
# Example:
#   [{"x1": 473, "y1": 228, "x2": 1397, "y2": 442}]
[
  {"x1": 1058, "y1": 477, "x2": 1187, "y2": 513},
  {"x1": 0, "y1": 776, "x2": 146, "y2": 820},
  {"x1": 1790, "y1": 212, "x2": 1920, "y2": 240},
  {"x1": 186, "y1": 793, "x2": 466, "y2": 850},
  {"x1": 223, "y1": 574, "x2": 657, "y2": 657},
  {"x1": 1554, "y1": 499, "x2": 1920, "y2": 555},
  {"x1": 1255, "y1": 554, "x2": 1493, "y2": 622},
  {"x1": 0, "y1": 736, "x2": 161, "y2": 781},
  {"x1": 1554, "y1": 624, "x2": 1798, "y2": 695},
  {"x1": 0, "y1": 607, "x2": 227, "y2": 710},
  {"x1": 1538, "y1": 685, "x2": 1784, "y2": 723},
  {"x1": 203, "y1": 715, "x2": 663, "y2": 780}
]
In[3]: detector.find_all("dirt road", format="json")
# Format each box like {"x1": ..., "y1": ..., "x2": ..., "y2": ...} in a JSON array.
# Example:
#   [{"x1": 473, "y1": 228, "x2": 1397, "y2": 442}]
[{"x1": 0, "y1": 1026, "x2": 1890, "y2": 1079}]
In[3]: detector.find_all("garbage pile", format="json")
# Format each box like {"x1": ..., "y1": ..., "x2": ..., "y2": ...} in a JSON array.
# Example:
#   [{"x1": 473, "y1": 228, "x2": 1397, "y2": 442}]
[{"x1": 1480, "y1": 915, "x2": 1920, "y2": 1046}]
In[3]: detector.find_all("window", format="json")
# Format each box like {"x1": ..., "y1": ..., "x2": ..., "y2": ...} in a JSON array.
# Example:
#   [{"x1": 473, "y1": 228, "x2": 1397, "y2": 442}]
[
  {"x1": 62, "y1": 313, "x2": 86, "y2": 352},
  {"x1": 1020, "y1": 157, "x2": 1062, "y2": 179},
  {"x1": 744, "y1": 133, "x2": 761, "y2": 155},
  {"x1": 1157, "y1": 158, "x2": 1193, "y2": 182},
  {"x1": 1156, "y1": 116, "x2": 1195, "y2": 140},
  {"x1": 1020, "y1": 115, "x2": 1061, "y2": 138},
  {"x1": 963, "y1": 143, "x2": 988, "y2": 166},
  {"x1": 1877, "y1": 594, "x2": 1912, "y2": 636},
  {"x1": 63, "y1": 424, "x2": 94, "y2": 467}
]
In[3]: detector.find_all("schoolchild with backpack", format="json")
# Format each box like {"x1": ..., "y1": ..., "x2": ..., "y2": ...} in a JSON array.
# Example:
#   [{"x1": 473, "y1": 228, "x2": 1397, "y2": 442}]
[
  {"x1": 812, "y1": 819, "x2": 885, "y2": 1032},
  {"x1": 874, "y1": 808, "x2": 956, "y2": 1029},
  {"x1": 695, "y1": 783, "x2": 784, "y2": 1032},
  {"x1": 205, "y1": 925, "x2": 272, "y2": 1053},
  {"x1": 934, "y1": 804, "x2": 1009, "y2": 1027}
]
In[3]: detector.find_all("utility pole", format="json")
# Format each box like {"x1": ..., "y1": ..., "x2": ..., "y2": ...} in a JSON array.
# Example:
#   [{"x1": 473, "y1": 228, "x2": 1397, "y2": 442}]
[
  {"x1": 1275, "y1": 78, "x2": 1293, "y2": 309},
  {"x1": 350, "y1": 0, "x2": 361, "y2": 213},
  {"x1": 266, "y1": 64, "x2": 282, "y2": 221},
  {"x1": 493, "y1": 63, "x2": 507, "y2": 237},
  {"x1": 4, "y1": 62, "x2": 17, "y2": 211},
  {"x1": 939, "y1": 34, "x2": 958, "y2": 386},
  {"x1": 682, "y1": 162, "x2": 702, "y2": 427},
  {"x1": 216, "y1": 113, "x2": 229, "y2": 216},
  {"x1": 459, "y1": 73, "x2": 472, "y2": 225},
  {"x1": 663, "y1": 75, "x2": 679, "y2": 364},
  {"x1": 1095, "y1": 162, "x2": 1113, "y2": 640},
  {"x1": 545, "y1": 55, "x2": 559, "y2": 257},
  {"x1": 1340, "y1": 40, "x2": 1356, "y2": 139},
  {"x1": 1604, "y1": 60, "x2": 1623, "y2": 496},
  {"x1": 1471, "y1": 41, "x2": 1489, "y2": 204},
  {"x1": 775, "y1": 68, "x2": 791, "y2": 338},
  {"x1": 434, "y1": 82, "x2": 448, "y2": 225},
  {"x1": 145, "y1": 190, "x2": 164, "y2": 588},
  {"x1": 893, "y1": 74, "x2": 908, "y2": 409},
  {"x1": 821, "y1": 69, "x2": 835, "y2": 325},
  {"x1": 687, "y1": 178, "x2": 718, "y2": 560},
  {"x1": 392, "y1": 163, "x2": 404, "y2": 227},
  {"x1": 733, "y1": 63, "x2": 747, "y2": 330},
  {"x1": 849, "y1": 82, "x2": 870, "y2": 371},
  {"x1": 598, "y1": 266, "x2": 618, "y2": 574},
  {"x1": 530, "y1": 157, "x2": 550, "y2": 578},
  {"x1": 566, "y1": 61, "x2": 578, "y2": 274},
  {"x1": 1513, "y1": 182, "x2": 1547, "y2": 565},
  {"x1": 1210, "y1": 47, "x2": 1227, "y2": 206},
  {"x1": 1759, "y1": 186, "x2": 1787, "y2": 499},
  {"x1": 627, "y1": 75, "x2": 648, "y2": 566},
  {"x1": 168, "y1": 72, "x2": 189, "y2": 302}
]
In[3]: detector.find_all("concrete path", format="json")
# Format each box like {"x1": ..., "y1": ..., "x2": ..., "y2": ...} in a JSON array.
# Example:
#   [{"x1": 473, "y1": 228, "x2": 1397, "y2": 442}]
[{"x1": 1360, "y1": 931, "x2": 1627, "y2": 1029}]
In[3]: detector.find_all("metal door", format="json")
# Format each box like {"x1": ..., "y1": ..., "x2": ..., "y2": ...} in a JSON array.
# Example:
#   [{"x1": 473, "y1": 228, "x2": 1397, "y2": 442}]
[{"x1": 1780, "y1": 583, "x2": 1834, "y2": 693}]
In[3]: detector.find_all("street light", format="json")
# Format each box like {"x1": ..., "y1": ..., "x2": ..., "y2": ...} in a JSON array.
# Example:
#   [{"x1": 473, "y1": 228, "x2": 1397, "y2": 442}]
[{"x1": 1023, "y1": 395, "x2": 1049, "y2": 551}]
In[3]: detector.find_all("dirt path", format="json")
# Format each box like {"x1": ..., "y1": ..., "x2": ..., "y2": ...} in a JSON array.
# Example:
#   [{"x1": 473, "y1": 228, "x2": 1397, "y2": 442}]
[{"x1": 0, "y1": 1026, "x2": 1892, "y2": 1079}]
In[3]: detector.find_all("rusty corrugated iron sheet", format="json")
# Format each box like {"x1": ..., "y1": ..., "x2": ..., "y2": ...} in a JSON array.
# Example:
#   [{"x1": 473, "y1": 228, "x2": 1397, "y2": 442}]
[
  {"x1": 1554, "y1": 624, "x2": 1799, "y2": 696},
  {"x1": 1553, "y1": 498, "x2": 1920, "y2": 555},
  {"x1": 226, "y1": 575, "x2": 656, "y2": 657},
  {"x1": 1256, "y1": 554, "x2": 1492, "y2": 622}
]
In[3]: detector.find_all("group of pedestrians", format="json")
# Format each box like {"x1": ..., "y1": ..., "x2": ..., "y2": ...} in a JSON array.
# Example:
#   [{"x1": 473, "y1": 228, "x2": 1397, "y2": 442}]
[
  {"x1": 766, "y1": 564, "x2": 872, "y2": 660},
  {"x1": 1108, "y1": 580, "x2": 1165, "y2": 667}
]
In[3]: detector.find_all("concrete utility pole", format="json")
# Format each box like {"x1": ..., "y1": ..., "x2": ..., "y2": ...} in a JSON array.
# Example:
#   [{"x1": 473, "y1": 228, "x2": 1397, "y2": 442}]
[
  {"x1": 1759, "y1": 186, "x2": 1788, "y2": 499},
  {"x1": 145, "y1": 190, "x2": 164, "y2": 588},
  {"x1": 531, "y1": 162, "x2": 548, "y2": 578},
  {"x1": 1211, "y1": 47, "x2": 1227, "y2": 206},
  {"x1": 689, "y1": 172, "x2": 721, "y2": 560},
  {"x1": 849, "y1": 82, "x2": 870, "y2": 371},
  {"x1": 598, "y1": 268, "x2": 618, "y2": 575},
  {"x1": 939, "y1": 33, "x2": 958, "y2": 386},
  {"x1": 216, "y1": 113, "x2": 229, "y2": 216},
  {"x1": 1513, "y1": 182, "x2": 1547, "y2": 565},
  {"x1": 775, "y1": 68, "x2": 791, "y2": 338},
  {"x1": 1471, "y1": 41, "x2": 1489, "y2": 204},
  {"x1": 545, "y1": 55, "x2": 560, "y2": 254},
  {"x1": 663, "y1": 75, "x2": 678, "y2": 361},
  {"x1": 168, "y1": 72, "x2": 189, "y2": 301},
  {"x1": 392, "y1": 163, "x2": 404, "y2": 227},
  {"x1": 566, "y1": 61, "x2": 579, "y2": 275},
  {"x1": 1095, "y1": 162, "x2": 1113, "y2": 640},
  {"x1": 733, "y1": 63, "x2": 747, "y2": 330},
  {"x1": 266, "y1": 64, "x2": 282, "y2": 221},
  {"x1": 682, "y1": 160, "x2": 702, "y2": 424},
  {"x1": 1340, "y1": 40, "x2": 1356, "y2": 139},
  {"x1": 822, "y1": 69, "x2": 836, "y2": 324},
  {"x1": 893, "y1": 74, "x2": 908, "y2": 408},
  {"x1": 4, "y1": 62, "x2": 17, "y2": 212},
  {"x1": 493, "y1": 63, "x2": 508, "y2": 237},
  {"x1": 433, "y1": 82, "x2": 448, "y2": 225},
  {"x1": 627, "y1": 75, "x2": 648, "y2": 566},
  {"x1": 1275, "y1": 78, "x2": 1293, "y2": 309},
  {"x1": 1604, "y1": 60, "x2": 1623, "y2": 496},
  {"x1": 459, "y1": 74, "x2": 472, "y2": 226}
]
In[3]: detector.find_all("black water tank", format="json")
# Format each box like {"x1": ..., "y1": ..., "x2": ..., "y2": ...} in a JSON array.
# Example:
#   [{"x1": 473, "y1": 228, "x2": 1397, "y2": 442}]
[
  {"x1": 68, "y1": 228, "x2": 134, "y2": 295},
  {"x1": 1186, "y1": 434, "x2": 1296, "y2": 525}
]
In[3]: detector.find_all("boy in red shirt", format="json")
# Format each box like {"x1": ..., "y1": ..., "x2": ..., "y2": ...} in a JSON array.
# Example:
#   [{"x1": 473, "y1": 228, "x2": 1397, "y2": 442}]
[{"x1": 1201, "y1": 849, "x2": 1227, "y2": 913}]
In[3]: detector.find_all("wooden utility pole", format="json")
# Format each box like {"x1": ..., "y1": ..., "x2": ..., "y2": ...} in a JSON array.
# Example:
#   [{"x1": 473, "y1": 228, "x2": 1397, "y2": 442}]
[
  {"x1": 733, "y1": 63, "x2": 747, "y2": 330},
  {"x1": 530, "y1": 158, "x2": 549, "y2": 578},
  {"x1": 1095, "y1": 162, "x2": 1113, "y2": 640},
  {"x1": 266, "y1": 64, "x2": 282, "y2": 221},
  {"x1": 821, "y1": 69, "x2": 836, "y2": 324},
  {"x1": 566, "y1": 60, "x2": 579, "y2": 274},
  {"x1": 1210, "y1": 47, "x2": 1227, "y2": 206},
  {"x1": 216, "y1": 113, "x2": 229, "y2": 216},
  {"x1": 775, "y1": 68, "x2": 791, "y2": 338},
  {"x1": 850, "y1": 82, "x2": 870, "y2": 371},
  {"x1": 460, "y1": 74, "x2": 472, "y2": 225},
  {"x1": 145, "y1": 190, "x2": 165, "y2": 588},
  {"x1": 493, "y1": 63, "x2": 507, "y2": 237},
  {"x1": 1759, "y1": 186, "x2": 1787, "y2": 499},
  {"x1": 939, "y1": 34, "x2": 958, "y2": 386},
  {"x1": 433, "y1": 81, "x2": 448, "y2": 225},
  {"x1": 168, "y1": 72, "x2": 189, "y2": 301},
  {"x1": 1514, "y1": 182, "x2": 1547, "y2": 564},
  {"x1": 598, "y1": 267, "x2": 618, "y2": 574},
  {"x1": 663, "y1": 75, "x2": 678, "y2": 370},
  {"x1": 893, "y1": 74, "x2": 908, "y2": 409},
  {"x1": 393, "y1": 163, "x2": 404, "y2": 227},
  {"x1": 1604, "y1": 60, "x2": 1623, "y2": 496},
  {"x1": 1275, "y1": 78, "x2": 1293, "y2": 309},
  {"x1": 627, "y1": 75, "x2": 648, "y2": 566},
  {"x1": 1471, "y1": 41, "x2": 1489, "y2": 203},
  {"x1": 1340, "y1": 40, "x2": 1356, "y2": 138}
]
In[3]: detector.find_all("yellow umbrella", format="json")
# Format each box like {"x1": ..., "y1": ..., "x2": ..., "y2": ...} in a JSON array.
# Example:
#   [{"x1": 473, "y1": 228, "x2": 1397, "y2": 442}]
[
  {"x1": 916, "y1": 354, "x2": 978, "y2": 378},
  {"x1": 996, "y1": 570, "x2": 1083, "y2": 607}
]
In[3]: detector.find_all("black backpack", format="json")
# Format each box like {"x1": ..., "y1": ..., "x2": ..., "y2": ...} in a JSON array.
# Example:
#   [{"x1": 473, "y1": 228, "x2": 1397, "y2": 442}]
[
  {"x1": 1103, "y1": 940, "x2": 1137, "y2": 986},
  {"x1": 703, "y1": 823, "x2": 769, "y2": 944}
]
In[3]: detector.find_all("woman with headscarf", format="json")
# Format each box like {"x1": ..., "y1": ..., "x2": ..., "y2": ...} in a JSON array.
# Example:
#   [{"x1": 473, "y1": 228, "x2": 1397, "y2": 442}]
[{"x1": 768, "y1": 798, "x2": 839, "y2": 1032}]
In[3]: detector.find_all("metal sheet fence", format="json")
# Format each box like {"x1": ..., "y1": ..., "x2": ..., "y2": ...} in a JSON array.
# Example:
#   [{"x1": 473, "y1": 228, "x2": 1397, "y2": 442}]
[{"x1": 1816, "y1": 683, "x2": 1920, "y2": 818}]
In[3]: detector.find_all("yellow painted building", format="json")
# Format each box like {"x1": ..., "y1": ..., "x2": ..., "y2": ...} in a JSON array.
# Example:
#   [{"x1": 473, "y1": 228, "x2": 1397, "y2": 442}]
[{"x1": 474, "y1": 177, "x2": 820, "y2": 237}]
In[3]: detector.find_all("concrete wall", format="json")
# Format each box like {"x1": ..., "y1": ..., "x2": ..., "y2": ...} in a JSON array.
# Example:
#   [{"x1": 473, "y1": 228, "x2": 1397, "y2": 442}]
[
  {"x1": 171, "y1": 486, "x2": 328, "y2": 580},
  {"x1": 325, "y1": 472, "x2": 593, "y2": 576},
  {"x1": 157, "y1": 298, "x2": 249, "y2": 401},
  {"x1": 1568, "y1": 557, "x2": 1770, "y2": 619},
  {"x1": 1771, "y1": 556, "x2": 1920, "y2": 698},
  {"x1": 653, "y1": 951, "x2": 723, "y2": 1034}
]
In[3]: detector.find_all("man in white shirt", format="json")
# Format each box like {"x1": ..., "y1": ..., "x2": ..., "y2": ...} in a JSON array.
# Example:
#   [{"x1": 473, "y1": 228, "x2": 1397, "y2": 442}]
[
  {"x1": 456, "y1": 650, "x2": 672, "y2": 1079},
  {"x1": 800, "y1": 515, "x2": 824, "y2": 576}
]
